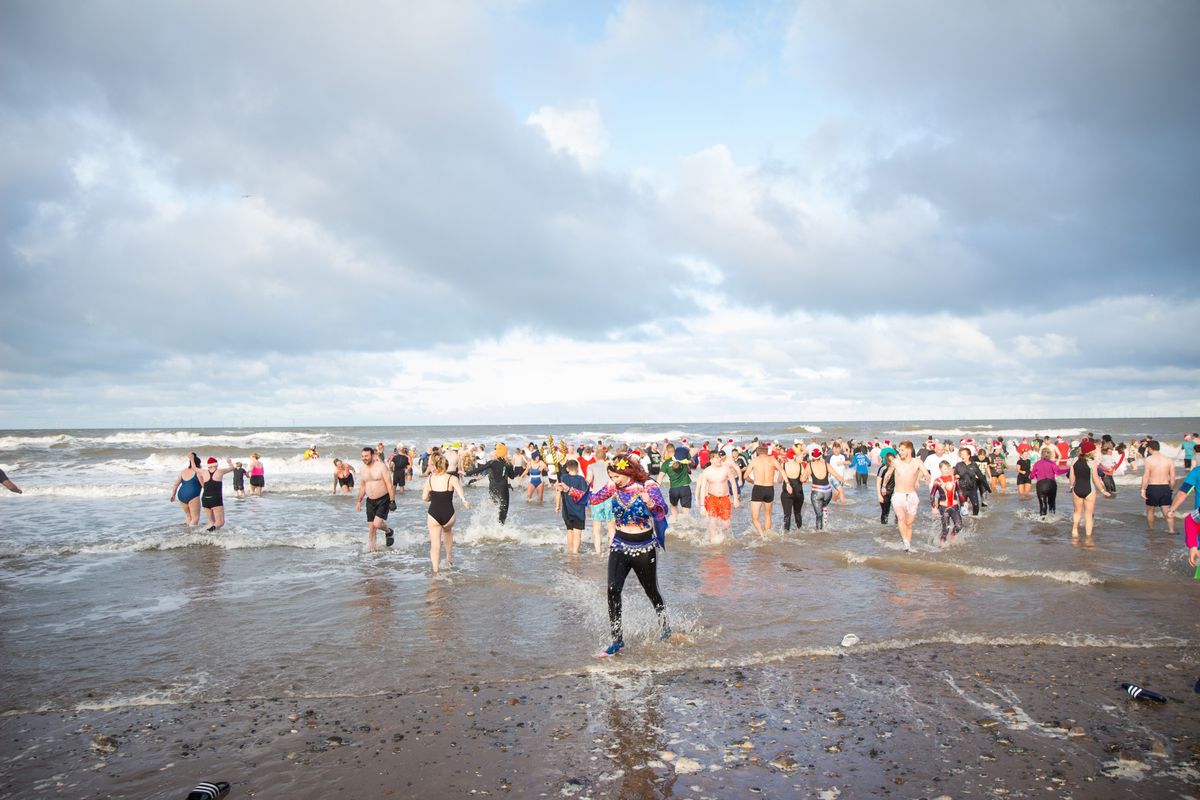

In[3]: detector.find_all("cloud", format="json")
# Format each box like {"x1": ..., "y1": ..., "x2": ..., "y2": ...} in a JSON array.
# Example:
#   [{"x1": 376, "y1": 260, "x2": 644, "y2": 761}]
[{"x1": 526, "y1": 100, "x2": 610, "y2": 170}]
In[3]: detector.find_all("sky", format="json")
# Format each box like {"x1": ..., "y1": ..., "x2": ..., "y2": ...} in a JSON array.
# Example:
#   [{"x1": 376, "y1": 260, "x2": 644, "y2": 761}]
[{"x1": 1, "y1": 0, "x2": 1198, "y2": 428}]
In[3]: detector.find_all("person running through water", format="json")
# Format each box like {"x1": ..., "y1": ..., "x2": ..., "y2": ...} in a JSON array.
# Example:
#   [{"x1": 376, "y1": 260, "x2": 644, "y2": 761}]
[
  {"x1": 697, "y1": 450, "x2": 739, "y2": 543},
  {"x1": 931, "y1": 461, "x2": 964, "y2": 546},
  {"x1": 564, "y1": 455, "x2": 670, "y2": 658},
  {"x1": 170, "y1": 452, "x2": 204, "y2": 526},
  {"x1": 779, "y1": 449, "x2": 807, "y2": 531},
  {"x1": 661, "y1": 444, "x2": 694, "y2": 519},
  {"x1": 989, "y1": 447, "x2": 1008, "y2": 493},
  {"x1": 389, "y1": 445, "x2": 410, "y2": 494},
  {"x1": 876, "y1": 451, "x2": 896, "y2": 525},
  {"x1": 526, "y1": 452, "x2": 547, "y2": 504},
  {"x1": 807, "y1": 447, "x2": 840, "y2": 531},
  {"x1": 1030, "y1": 446, "x2": 1069, "y2": 518},
  {"x1": 744, "y1": 444, "x2": 788, "y2": 533},
  {"x1": 1140, "y1": 440, "x2": 1177, "y2": 533},
  {"x1": 247, "y1": 453, "x2": 265, "y2": 496},
  {"x1": 587, "y1": 448, "x2": 615, "y2": 554},
  {"x1": 198, "y1": 457, "x2": 235, "y2": 531},
  {"x1": 1167, "y1": 461, "x2": 1200, "y2": 568},
  {"x1": 888, "y1": 441, "x2": 928, "y2": 552},
  {"x1": 355, "y1": 446, "x2": 396, "y2": 552},
  {"x1": 558, "y1": 459, "x2": 590, "y2": 554},
  {"x1": 954, "y1": 447, "x2": 989, "y2": 516},
  {"x1": 332, "y1": 458, "x2": 356, "y2": 494},
  {"x1": 1015, "y1": 449, "x2": 1032, "y2": 498},
  {"x1": 464, "y1": 443, "x2": 517, "y2": 524},
  {"x1": 1071, "y1": 440, "x2": 1112, "y2": 539},
  {"x1": 422, "y1": 454, "x2": 469, "y2": 573}
]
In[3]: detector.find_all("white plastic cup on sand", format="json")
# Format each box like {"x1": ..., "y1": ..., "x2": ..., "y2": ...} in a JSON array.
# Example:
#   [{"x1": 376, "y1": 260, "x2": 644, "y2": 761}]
[{"x1": 840, "y1": 634, "x2": 860, "y2": 647}]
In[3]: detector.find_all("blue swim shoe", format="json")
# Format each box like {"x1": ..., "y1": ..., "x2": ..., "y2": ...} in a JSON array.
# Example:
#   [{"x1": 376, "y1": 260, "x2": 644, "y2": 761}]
[{"x1": 598, "y1": 639, "x2": 624, "y2": 658}]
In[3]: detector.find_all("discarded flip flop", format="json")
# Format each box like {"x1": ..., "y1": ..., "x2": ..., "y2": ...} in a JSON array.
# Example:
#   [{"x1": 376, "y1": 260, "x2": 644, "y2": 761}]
[
  {"x1": 1121, "y1": 683, "x2": 1167, "y2": 703},
  {"x1": 186, "y1": 781, "x2": 230, "y2": 800},
  {"x1": 840, "y1": 634, "x2": 860, "y2": 647}
]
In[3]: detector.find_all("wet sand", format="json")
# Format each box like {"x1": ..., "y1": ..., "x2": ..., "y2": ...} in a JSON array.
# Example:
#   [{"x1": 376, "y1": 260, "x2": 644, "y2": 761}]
[{"x1": 3, "y1": 644, "x2": 1197, "y2": 799}]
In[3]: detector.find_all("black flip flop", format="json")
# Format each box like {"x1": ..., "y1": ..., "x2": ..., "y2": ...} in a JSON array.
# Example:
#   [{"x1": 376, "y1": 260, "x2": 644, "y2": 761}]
[{"x1": 186, "y1": 781, "x2": 230, "y2": 800}]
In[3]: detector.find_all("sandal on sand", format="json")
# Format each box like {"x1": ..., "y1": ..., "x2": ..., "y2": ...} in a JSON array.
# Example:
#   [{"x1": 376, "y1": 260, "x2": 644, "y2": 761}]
[{"x1": 186, "y1": 781, "x2": 230, "y2": 800}]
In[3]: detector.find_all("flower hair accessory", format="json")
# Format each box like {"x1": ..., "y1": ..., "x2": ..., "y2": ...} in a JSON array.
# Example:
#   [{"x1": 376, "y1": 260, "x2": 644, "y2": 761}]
[{"x1": 614, "y1": 458, "x2": 629, "y2": 470}]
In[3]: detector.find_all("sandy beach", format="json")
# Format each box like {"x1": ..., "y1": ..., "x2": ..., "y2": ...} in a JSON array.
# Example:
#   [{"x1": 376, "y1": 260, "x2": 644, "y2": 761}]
[{"x1": 3, "y1": 643, "x2": 1196, "y2": 799}]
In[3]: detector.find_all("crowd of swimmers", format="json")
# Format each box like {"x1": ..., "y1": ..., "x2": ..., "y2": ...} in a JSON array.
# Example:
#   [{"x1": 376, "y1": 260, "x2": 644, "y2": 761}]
[{"x1": 142, "y1": 430, "x2": 1200, "y2": 658}]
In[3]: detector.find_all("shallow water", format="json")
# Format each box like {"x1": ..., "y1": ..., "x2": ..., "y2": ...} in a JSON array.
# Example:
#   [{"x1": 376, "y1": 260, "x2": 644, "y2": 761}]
[{"x1": 0, "y1": 419, "x2": 1197, "y2": 713}]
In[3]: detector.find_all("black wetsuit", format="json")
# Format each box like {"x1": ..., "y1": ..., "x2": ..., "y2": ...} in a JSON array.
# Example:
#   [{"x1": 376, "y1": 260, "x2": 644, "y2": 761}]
[
  {"x1": 390, "y1": 453, "x2": 409, "y2": 487},
  {"x1": 780, "y1": 469, "x2": 805, "y2": 530},
  {"x1": 464, "y1": 458, "x2": 516, "y2": 524},
  {"x1": 954, "y1": 462, "x2": 984, "y2": 516},
  {"x1": 232, "y1": 467, "x2": 246, "y2": 492},
  {"x1": 201, "y1": 470, "x2": 223, "y2": 509},
  {"x1": 878, "y1": 463, "x2": 895, "y2": 523}
]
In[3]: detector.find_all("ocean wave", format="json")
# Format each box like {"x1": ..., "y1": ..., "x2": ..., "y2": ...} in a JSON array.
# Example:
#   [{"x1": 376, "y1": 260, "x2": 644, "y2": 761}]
[
  {"x1": 781, "y1": 425, "x2": 823, "y2": 434},
  {"x1": 0, "y1": 430, "x2": 337, "y2": 451},
  {"x1": 0, "y1": 530, "x2": 368, "y2": 557},
  {"x1": 886, "y1": 427, "x2": 1085, "y2": 439}
]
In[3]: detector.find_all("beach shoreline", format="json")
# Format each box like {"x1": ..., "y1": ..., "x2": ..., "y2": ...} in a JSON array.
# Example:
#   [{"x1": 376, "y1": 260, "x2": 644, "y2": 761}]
[{"x1": 3, "y1": 643, "x2": 1196, "y2": 799}]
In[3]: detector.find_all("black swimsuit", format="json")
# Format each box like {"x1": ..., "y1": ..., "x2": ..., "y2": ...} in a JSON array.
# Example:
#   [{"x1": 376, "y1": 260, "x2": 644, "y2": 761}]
[
  {"x1": 1072, "y1": 459, "x2": 1092, "y2": 499},
  {"x1": 201, "y1": 470, "x2": 223, "y2": 508},
  {"x1": 428, "y1": 478, "x2": 455, "y2": 526}
]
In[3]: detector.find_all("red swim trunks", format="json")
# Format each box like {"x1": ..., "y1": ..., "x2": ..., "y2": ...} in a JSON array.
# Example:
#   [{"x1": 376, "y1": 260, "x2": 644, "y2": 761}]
[{"x1": 704, "y1": 494, "x2": 732, "y2": 521}]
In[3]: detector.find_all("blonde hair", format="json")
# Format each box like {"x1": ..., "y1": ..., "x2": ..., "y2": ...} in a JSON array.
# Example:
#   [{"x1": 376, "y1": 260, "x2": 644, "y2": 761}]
[
  {"x1": 432, "y1": 455, "x2": 448, "y2": 473},
  {"x1": 1040, "y1": 446, "x2": 1054, "y2": 460}
]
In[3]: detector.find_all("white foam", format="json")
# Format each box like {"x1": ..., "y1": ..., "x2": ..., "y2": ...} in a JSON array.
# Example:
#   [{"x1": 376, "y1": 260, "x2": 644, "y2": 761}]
[
  {"x1": 838, "y1": 550, "x2": 1102, "y2": 585},
  {"x1": 887, "y1": 427, "x2": 1085, "y2": 439}
]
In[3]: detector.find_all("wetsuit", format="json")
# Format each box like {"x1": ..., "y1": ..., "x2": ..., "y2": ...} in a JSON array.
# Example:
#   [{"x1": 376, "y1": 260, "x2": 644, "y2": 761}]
[
  {"x1": 953, "y1": 461, "x2": 984, "y2": 516},
  {"x1": 232, "y1": 467, "x2": 246, "y2": 492},
  {"x1": 201, "y1": 469, "x2": 223, "y2": 509},
  {"x1": 178, "y1": 471, "x2": 201, "y2": 504},
  {"x1": 427, "y1": 476, "x2": 456, "y2": 527},
  {"x1": 390, "y1": 452, "x2": 409, "y2": 487},
  {"x1": 464, "y1": 458, "x2": 516, "y2": 524},
  {"x1": 780, "y1": 465, "x2": 805, "y2": 530},
  {"x1": 877, "y1": 463, "x2": 895, "y2": 524},
  {"x1": 1072, "y1": 458, "x2": 1092, "y2": 499},
  {"x1": 1030, "y1": 458, "x2": 1067, "y2": 516},
  {"x1": 809, "y1": 460, "x2": 833, "y2": 530},
  {"x1": 931, "y1": 476, "x2": 963, "y2": 541}
]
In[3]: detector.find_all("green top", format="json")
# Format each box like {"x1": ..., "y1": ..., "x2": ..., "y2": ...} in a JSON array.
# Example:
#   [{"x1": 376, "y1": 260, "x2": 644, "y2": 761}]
[{"x1": 661, "y1": 459, "x2": 692, "y2": 488}]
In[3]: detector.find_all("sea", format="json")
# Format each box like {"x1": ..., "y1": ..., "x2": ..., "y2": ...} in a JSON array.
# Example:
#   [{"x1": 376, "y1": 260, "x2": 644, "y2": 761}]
[{"x1": 0, "y1": 418, "x2": 1197, "y2": 715}]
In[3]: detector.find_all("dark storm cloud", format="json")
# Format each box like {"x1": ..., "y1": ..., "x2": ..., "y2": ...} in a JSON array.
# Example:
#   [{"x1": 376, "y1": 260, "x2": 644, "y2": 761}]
[{"x1": 0, "y1": 0, "x2": 690, "y2": 377}]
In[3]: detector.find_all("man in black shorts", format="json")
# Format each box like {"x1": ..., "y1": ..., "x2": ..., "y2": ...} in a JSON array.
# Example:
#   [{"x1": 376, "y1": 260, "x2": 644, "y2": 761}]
[
  {"x1": 389, "y1": 445, "x2": 410, "y2": 494},
  {"x1": 356, "y1": 446, "x2": 396, "y2": 551},
  {"x1": 662, "y1": 446, "x2": 694, "y2": 518},
  {"x1": 743, "y1": 444, "x2": 788, "y2": 533}
]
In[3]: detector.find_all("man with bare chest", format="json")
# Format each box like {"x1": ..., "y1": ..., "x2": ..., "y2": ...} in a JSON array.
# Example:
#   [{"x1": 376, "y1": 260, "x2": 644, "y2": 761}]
[
  {"x1": 1141, "y1": 440, "x2": 1176, "y2": 533},
  {"x1": 887, "y1": 441, "x2": 929, "y2": 552},
  {"x1": 356, "y1": 446, "x2": 396, "y2": 552},
  {"x1": 744, "y1": 444, "x2": 789, "y2": 534}
]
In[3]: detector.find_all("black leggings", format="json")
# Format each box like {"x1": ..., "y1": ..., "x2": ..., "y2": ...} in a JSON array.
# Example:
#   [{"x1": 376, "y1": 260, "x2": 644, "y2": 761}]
[
  {"x1": 1036, "y1": 479, "x2": 1057, "y2": 516},
  {"x1": 854, "y1": 472, "x2": 868, "y2": 487},
  {"x1": 780, "y1": 487, "x2": 804, "y2": 530},
  {"x1": 607, "y1": 545, "x2": 667, "y2": 643},
  {"x1": 880, "y1": 492, "x2": 893, "y2": 524},
  {"x1": 961, "y1": 485, "x2": 981, "y2": 516},
  {"x1": 490, "y1": 488, "x2": 510, "y2": 525}
]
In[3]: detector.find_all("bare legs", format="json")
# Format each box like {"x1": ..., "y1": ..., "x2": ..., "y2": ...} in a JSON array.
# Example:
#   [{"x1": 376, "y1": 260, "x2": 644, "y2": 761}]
[{"x1": 428, "y1": 514, "x2": 455, "y2": 572}]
